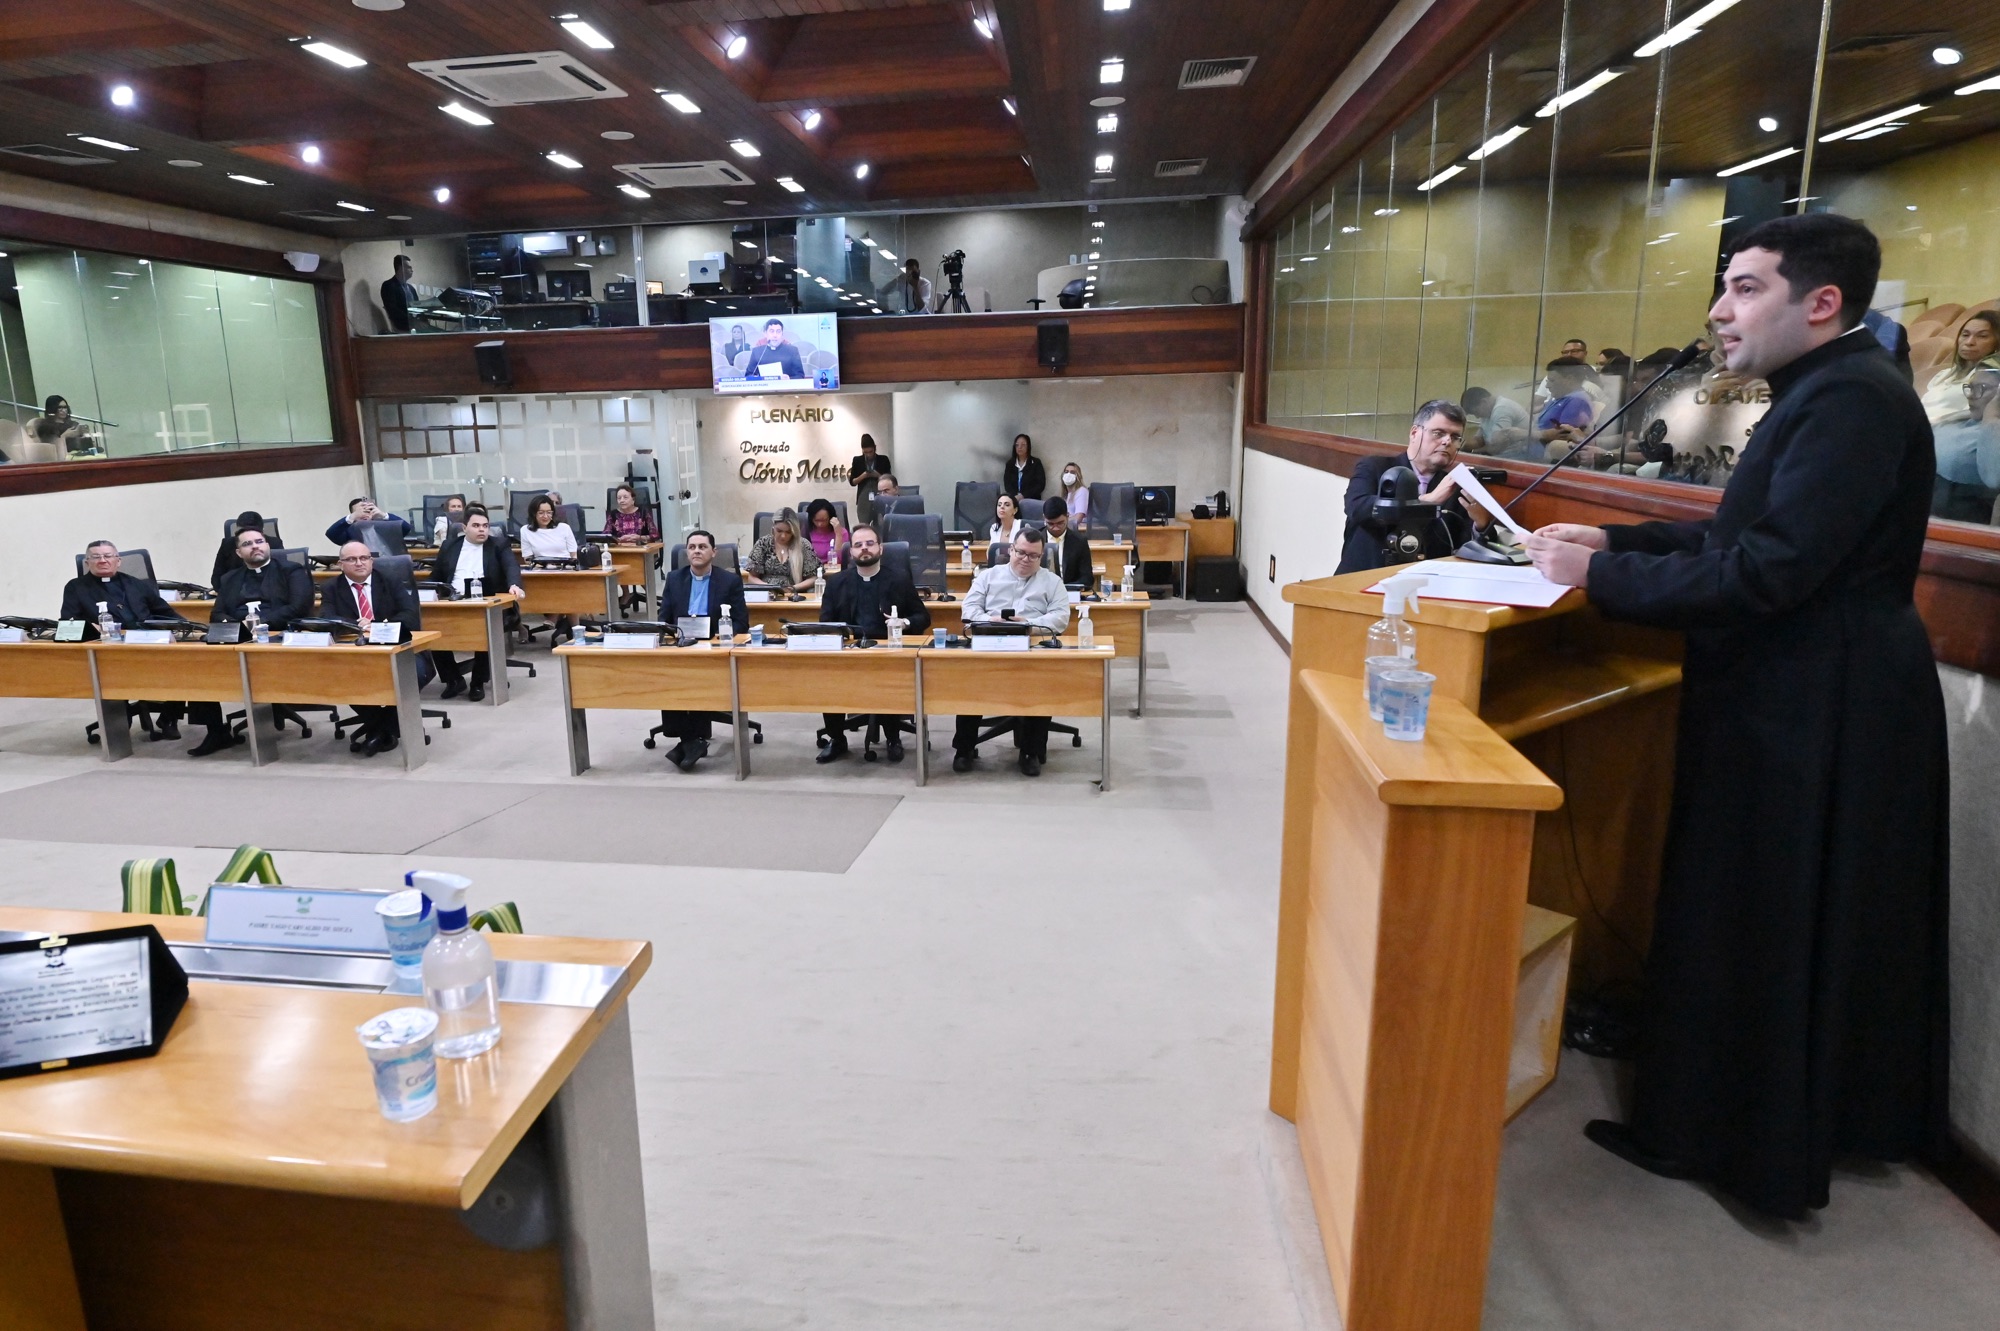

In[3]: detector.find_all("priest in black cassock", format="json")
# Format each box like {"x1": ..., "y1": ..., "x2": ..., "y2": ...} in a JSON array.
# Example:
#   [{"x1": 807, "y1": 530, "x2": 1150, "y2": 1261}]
[{"x1": 1526, "y1": 213, "x2": 1949, "y2": 1221}]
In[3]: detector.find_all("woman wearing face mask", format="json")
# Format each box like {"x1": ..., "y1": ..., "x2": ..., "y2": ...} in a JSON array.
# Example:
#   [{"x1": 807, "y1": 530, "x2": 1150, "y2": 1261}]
[{"x1": 1060, "y1": 462, "x2": 1089, "y2": 528}]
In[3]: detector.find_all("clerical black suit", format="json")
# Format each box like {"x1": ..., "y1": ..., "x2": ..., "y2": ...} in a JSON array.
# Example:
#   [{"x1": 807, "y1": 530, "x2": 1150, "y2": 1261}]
[
  {"x1": 61, "y1": 571, "x2": 182, "y2": 630},
  {"x1": 186, "y1": 556, "x2": 316, "y2": 735},
  {"x1": 1586, "y1": 328, "x2": 1949, "y2": 1219},
  {"x1": 321, "y1": 571, "x2": 424, "y2": 741},
  {"x1": 1335, "y1": 452, "x2": 1481, "y2": 574},
  {"x1": 818, "y1": 564, "x2": 930, "y2": 750}
]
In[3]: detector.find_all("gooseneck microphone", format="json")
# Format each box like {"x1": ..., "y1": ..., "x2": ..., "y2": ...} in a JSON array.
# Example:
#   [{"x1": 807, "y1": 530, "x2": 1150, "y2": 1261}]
[{"x1": 1504, "y1": 339, "x2": 1705, "y2": 512}]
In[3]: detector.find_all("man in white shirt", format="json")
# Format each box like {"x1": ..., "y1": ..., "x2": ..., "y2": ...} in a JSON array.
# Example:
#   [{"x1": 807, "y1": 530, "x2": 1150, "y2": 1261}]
[
  {"x1": 883, "y1": 258, "x2": 933, "y2": 314},
  {"x1": 1459, "y1": 387, "x2": 1534, "y2": 458},
  {"x1": 430, "y1": 509, "x2": 524, "y2": 701},
  {"x1": 952, "y1": 528, "x2": 1070, "y2": 776}
]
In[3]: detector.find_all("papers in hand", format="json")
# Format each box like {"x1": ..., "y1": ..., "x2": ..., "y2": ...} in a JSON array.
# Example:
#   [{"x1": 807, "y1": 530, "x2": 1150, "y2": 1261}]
[
  {"x1": 1447, "y1": 464, "x2": 1532, "y2": 541},
  {"x1": 1366, "y1": 559, "x2": 1570, "y2": 608}
]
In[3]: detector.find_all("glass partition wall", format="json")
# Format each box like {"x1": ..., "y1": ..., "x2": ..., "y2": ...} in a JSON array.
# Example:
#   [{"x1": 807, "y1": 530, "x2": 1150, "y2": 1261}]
[
  {"x1": 0, "y1": 241, "x2": 334, "y2": 464},
  {"x1": 1267, "y1": 0, "x2": 2000, "y2": 529}
]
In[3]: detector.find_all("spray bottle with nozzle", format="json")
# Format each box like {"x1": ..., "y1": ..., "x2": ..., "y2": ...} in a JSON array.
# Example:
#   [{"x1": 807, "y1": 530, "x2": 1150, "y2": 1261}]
[
  {"x1": 1364, "y1": 571, "x2": 1428, "y2": 718},
  {"x1": 409, "y1": 869, "x2": 501, "y2": 1059}
]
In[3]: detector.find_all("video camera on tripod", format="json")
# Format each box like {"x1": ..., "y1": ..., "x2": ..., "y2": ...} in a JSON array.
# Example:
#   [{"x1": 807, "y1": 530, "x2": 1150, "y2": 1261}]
[{"x1": 937, "y1": 249, "x2": 970, "y2": 313}]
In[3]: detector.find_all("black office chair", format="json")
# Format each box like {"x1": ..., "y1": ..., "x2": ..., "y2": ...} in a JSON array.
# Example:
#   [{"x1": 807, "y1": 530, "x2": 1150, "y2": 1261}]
[
  {"x1": 557, "y1": 503, "x2": 591, "y2": 539},
  {"x1": 351, "y1": 520, "x2": 408, "y2": 558},
  {"x1": 329, "y1": 555, "x2": 451, "y2": 746},
  {"x1": 880, "y1": 494, "x2": 925, "y2": 518},
  {"x1": 420, "y1": 495, "x2": 464, "y2": 541},
  {"x1": 73, "y1": 547, "x2": 178, "y2": 746},
  {"x1": 953, "y1": 481, "x2": 1000, "y2": 535},
  {"x1": 962, "y1": 539, "x2": 1085, "y2": 757},
  {"x1": 883, "y1": 513, "x2": 947, "y2": 592},
  {"x1": 1087, "y1": 482, "x2": 1138, "y2": 544},
  {"x1": 644, "y1": 541, "x2": 761, "y2": 754},
  {"x1": 668, "y1": 541, "x2": 740, "y2": 573},
  {"x1": 224, "y1": 517, "x2": 284, "y2": 548},
  {"x1": 751, "y1": 511, "x2": 775, "y2": 544}
]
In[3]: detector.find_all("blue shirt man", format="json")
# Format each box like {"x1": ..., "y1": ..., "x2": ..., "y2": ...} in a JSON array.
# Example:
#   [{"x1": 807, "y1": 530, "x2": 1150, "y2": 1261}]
[{"x1": 687, "y1": 570, "x2": 710, "y2": 616}]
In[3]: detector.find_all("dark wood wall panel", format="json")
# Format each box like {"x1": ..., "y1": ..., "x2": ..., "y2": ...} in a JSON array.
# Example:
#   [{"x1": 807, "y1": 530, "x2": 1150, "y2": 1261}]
[
  {"x1": 352, "y1": 305, "x2": 1246, "y2": 399},
  {"x1": 0, "y1": 441, "x2": 360, "y2": 499},
  {"x1": 1245, "y1": 423, "x2": 2000, "y2": 678},
  {"x1": 0, "y1": 204, "x2": 342, "y2": 284}
]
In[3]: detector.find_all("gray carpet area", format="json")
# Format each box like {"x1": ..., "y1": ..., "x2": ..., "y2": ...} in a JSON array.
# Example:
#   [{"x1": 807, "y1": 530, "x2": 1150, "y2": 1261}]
[{"x1": 0, "y1": 772, "x2": 899, "y2": 871}]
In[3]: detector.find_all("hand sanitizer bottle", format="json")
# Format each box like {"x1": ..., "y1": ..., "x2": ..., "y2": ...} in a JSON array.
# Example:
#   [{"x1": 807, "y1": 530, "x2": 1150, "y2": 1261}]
[
  {"x1": 412, "y1": 870, "x2": 500, "y2": 1059},
  {"x1": 246, "y1": 604, "x2": 267, "y2": 644},
  {"x1": 718, "y1": 604, "x2": 733, "y2": 643},
  {"x1": 1365, "y1": 571, "x2": 1427, "y2": 717},
  {"x1": 601, "y1": 545, "x2": 613, "y2": 571},
  {"x1": 1121, "y1": 561, "x2": 1134, "y2": 597},
  {"x1": 96, "y1": 602, "x2": 122, "y2": 644},
  {"x1": 813, "y1": 565, "x2": 827, "y2": 598},
  {"x1": 886, "y1": 607, "x2": 905, "y2": 648},
  {"x1": 961, "y1": 539, "x2": 973, "y2": 568},
  {"x1": 1077, "y1": 603, "x2": 1094, "y2": 648}
]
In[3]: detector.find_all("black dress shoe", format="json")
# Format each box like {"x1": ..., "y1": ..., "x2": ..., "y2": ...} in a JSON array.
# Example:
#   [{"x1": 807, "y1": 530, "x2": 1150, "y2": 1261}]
[
  {"x1": 187, "y1": 729, "x2": 238, "y2": 758},
  {"x1": 816, "y1": 741, "x2": 850, "y2": 764},
  {"x1": 1019, "y1": 752, "x2": 1042, "y2": 777},
  {"x1": 467, "y1": 684, "x2": 485, "y2": 702},
  {"x1": 349, "y1": 733, "x2": 371, "y2": 753},
  {"x1": 438, "y1": 682, "x2": 467, "y2": 700},
  {"x1": 371, "y1": 734, "x2": 398, "y2": 755},
  {"x1": 886, "y1": 737, "x2": 904, "y2": 763},
  {"x1": 156, "y1": 720, "x2": 180, "y2": 740},
  {"x1": 665, "y1": 741, "x2": 690, "y2": 771},
  {"x1": 952, "y1": 751, "x2": 973, "y2": 773},
  {"x1": 1584, "y1": 1120, "x2": 1701, "y2": 1181}
]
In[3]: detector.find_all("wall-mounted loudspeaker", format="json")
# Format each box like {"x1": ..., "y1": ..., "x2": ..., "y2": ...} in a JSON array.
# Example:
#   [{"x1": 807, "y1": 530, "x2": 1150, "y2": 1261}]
[
  {"x1": 474, "y1": 339, "x2": 512, "y2": 387},
  {"x1": 1037, "y1": 320, "x2": 1070, "y2": 371}
]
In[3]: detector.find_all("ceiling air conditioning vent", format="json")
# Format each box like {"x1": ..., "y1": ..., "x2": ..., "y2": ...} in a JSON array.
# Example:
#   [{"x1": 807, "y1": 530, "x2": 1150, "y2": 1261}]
[
  {"x1": 409, "y1": 51, "x2": 627, "y2": 106},
  {"x1": 1155, "y1": 157, "x2": 1208, "y2": 178},
  {"x1": 1178, "y1": 57, "x2": 1256, "y2": 90},
  {"x1": 615, "y1": 160, "x2": 754, "y2": 189},
  {"x1": 0, "y1": 142, "x2": 112, "y2": 166},
  {"x1": 282, "y1": 209, "x2": 360, "y2": 223}
]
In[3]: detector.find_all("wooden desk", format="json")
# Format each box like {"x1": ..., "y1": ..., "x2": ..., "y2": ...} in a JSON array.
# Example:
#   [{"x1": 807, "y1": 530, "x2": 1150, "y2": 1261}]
[
  {"x1": 520, "y1": 569, "x2": 619, "y2": 619},
  {"x1": 0, "y1": 636, "x2": 440, "y2": 771},
  {"x1": 0, "y1": 906, "x2": 654, "y2": 1331},
  {"x1": 1269, "y1": 565, "x2": 1683, "y2": 1330},
  {"x1": 604, "y1": 542, "x2": 663, "y2": 615},
  {"x1": 1093, "y1": 522, "x2": 1190, "y2": 596},
  {"x1": 741, "y1": 592, "x2": 1155, "y2": 713},
  {"x1": 557, "y1": 639, "x2": 1116, "y2": 786},
  {"x1": 420, "y1": 596, "x2": 519, "y2": 707},
  {"x1": 1185, "y1": 513, "x2": 1237, "y2": 560}
]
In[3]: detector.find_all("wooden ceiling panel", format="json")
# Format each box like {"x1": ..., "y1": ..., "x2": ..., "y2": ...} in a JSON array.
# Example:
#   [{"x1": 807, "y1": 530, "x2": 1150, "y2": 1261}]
[
  {"x1": 827, "y1": 97, "x2": 1024, "y2": 164},
  {"x1": 0, "y1": 0, "x2": 209, "y2": 63},
  {"x1": 868, "y1": 153, "x2": 1034, "y2": 198},
  {"x1": 750, "y1": 8, "x2": 1010, "y2": 105}
]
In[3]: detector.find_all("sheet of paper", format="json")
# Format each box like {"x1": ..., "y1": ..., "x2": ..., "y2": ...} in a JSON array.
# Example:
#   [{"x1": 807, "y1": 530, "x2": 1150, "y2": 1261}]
[
  {"x1": 0, "y1": 936, "x2": 151, "y2": 1068},
  {"x1": 1400, "y1": 558, "x2": 1553, "y2": 585},
  {"x1": 1367, "y1": 558, "x2": 1572, "y2": 608},
  {"x1": 1446, "y1": 463, "x2": 1533, "y2": 541}
]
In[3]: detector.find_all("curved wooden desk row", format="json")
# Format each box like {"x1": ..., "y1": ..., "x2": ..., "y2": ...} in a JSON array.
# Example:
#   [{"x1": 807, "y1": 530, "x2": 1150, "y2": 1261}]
[
  {"x1": 0, "y1": 636, "x2": 439, "y2": 771},
  {"x1": 407, "y1": 544, "x2": 656, "y2": 616},
  {"x1": 0, "y1": 906, "x2": 654, "y2": 1331},
  {"x1": 1270, "y1": 567, "x2": 1684, "y2": 1331},
  {"x1": 558, "y1": 639, "x2": 1119, "y2": 788}
]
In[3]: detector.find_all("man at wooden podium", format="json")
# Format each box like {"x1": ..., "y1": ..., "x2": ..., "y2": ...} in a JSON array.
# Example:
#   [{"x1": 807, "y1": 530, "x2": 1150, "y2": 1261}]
[{"x1": 1525, "y1": 213, "x2": 1948, "y2": 1221}]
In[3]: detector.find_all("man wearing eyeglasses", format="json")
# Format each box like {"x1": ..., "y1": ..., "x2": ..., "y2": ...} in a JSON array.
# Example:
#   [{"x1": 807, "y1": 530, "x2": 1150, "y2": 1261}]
[
  {"x1": 1335, "y1": 399, "x2": 1494, "y2": 574},
  {"x1": 61, "y1": 540, "x2": 190, "y2": 739},
  {"x1": 321, "y1": 541, "x2": 425, "y2": 756}
]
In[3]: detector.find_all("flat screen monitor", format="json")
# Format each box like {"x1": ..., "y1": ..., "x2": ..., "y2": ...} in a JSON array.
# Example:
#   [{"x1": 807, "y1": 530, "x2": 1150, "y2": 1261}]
[
  {"x1": 711, "y1": 313, "x2": 840, "y2": 394},
  {"x1": 1136, "y1": 485, "x2": 1176, "y2": 524}
]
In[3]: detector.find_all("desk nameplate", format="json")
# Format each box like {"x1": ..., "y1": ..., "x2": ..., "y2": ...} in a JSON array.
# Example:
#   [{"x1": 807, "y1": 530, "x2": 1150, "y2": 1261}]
[{"x1": 204, "y1": 885, "x2": 392, "y2": 954}]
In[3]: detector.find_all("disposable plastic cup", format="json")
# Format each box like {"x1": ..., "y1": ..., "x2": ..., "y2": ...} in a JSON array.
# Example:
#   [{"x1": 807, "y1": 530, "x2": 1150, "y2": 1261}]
[
  {"x1": 1379, "y1": 669, "x2": 1436, "y2": 742},
  {"x1": 749, "y1": 625, "x2": 766, "y2": 647},
  {"x1": 356, "y1": 1007, "x2": 440, "y2": 1122},
  {"x1": 932, "y1": 627, "x2": 947, "y2": 649},
  {"x1": 376, "y1": 889, "x2": 436, "y2": 974},
  {"x1": 1364, "y1": 655, "x2": 1406, "y2": 721}
]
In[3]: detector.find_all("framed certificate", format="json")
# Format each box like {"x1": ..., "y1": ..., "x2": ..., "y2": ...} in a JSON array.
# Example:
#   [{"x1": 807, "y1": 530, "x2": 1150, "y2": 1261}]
[{"x1": 0, "y1": 925, "x2": 188, "y2": 1079}]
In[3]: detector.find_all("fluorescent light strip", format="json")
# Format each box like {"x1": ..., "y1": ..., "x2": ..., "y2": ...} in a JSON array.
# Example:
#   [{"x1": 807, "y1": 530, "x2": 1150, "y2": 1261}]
[
  {"x1": 1094, "y1": 153, "x2": 1113, "y2": 172},
  {"x1": 973, "y1": 17, "x2": 993, "y2": 39},
  {"x1": 1002, "y1": 97, "x2": 1018, "y2": 116},
  {"x1": 227, "y1": 173, "x2": 273, "y2": 186},
  {"x1": 560, "y1": 19, "x2": 614, "y2": 49},
  {"x1": 74, "y1": 135, "x2": 138, "y2": 152},
  {"x1": 1716, "y1": 146, "x2": 1799, "y2": 177},
  {"x1": 336, "y1": 200, "x2": 373, "y2": 212},
  {"x1": 1100, "y1": 59, "x2": 1124, "y2": 85},
  {"x1": 776, "y1": 176, "x2": 804, "y2": 192},
  {"x1": 301, "y1": 40, "x2": 367, "y2": 69},
  {"x1": 1467, "y1": 125, "x2": 1528, "y2": 160},
  {"x1": 1417, "y1": 164, "x2": 1465, "y2": 191},
  {"x1": 660, "y1": 91, "x2": 700, "y2": 114},
  {"x1": 441, "y1": 102, "x2": 493, "y2": 127},
  {"x1": 1819, "y1": 103, "x2": 1925, "y2": 142},
  {"x1": 1098, "y1": 113, "x2": 1118, "y2": 133},
  {"x1": 1956, "y1": 73, "x2": 2000, "y2": 96},
  {"x1": 728, "y1": 140, "x2": 760, "y2": 158},
  {"x1": 878, "y1": 250, "x2": 897, "y2": 261},
  {"x1": 1536, "y1": 68, "x2": 1625, "y2": 118},
  {"x1": 618, "y1": 183, "x2": 650, "y2": 198},
  {"x1": 1633, "y1": 0, "x2": 1743, "y2": 58},
  {"x1": 545, "y1": 150, "x2": 583, "y2": 169}
]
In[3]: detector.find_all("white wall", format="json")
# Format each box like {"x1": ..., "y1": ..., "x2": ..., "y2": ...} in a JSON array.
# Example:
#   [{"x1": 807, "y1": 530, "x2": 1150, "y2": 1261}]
[
  {"x1": 1239, "y1": 447, "x2": 1350, "y2": 638},
  {"x1": 0, "y1": 464, "x2": 366, "y2": 613},
  {"x1": 696, "y1": 392, "x2": 894, "y2": 540}
]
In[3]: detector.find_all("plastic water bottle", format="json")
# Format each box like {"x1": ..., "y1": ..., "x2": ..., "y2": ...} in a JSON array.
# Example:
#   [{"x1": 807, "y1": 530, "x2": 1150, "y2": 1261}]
[
  {"x1": 961, "y1": 539, "x2": 973, "y2": 568},
  {"x1": 96, "y1": 602, "x2": 122, "y2": 643},
  {"x1": 718, "y1": 604, "x2": 733, "y2": 643},
  {"x1": 247, "y1": 606, "x2": 268, "y2": 644},
  {"x1": 600, "y1": 546, "x2": 613, "y2": 571},
  {"x1": 1121, "y1": 562, "x2": 1134, "y2": 597},
  {"x1": 1077, "y1": 603, "x2": 1094, "y2": 648},
  {"x1": 413, "y1": 871, "x2": 501, "y2": 1059}
]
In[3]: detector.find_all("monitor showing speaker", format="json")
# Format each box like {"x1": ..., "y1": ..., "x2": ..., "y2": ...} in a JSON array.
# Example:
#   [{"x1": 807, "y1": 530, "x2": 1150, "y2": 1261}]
[{"x1": 1037, "y1": 319, "x2": 1070, "y2": 371}]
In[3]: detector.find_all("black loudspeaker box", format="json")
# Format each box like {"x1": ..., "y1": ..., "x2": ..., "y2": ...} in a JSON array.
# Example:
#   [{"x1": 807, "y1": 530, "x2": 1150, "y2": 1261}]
[
  {"x1": 474, "y1": 339, "x2": 512, "y2": 386},
  {"x1": 1192, "y1": 557, "x2": 1244, "y2": 602},
  {"x1": 1037, "y1": 320, "x2": 1070, "y2": 370}
]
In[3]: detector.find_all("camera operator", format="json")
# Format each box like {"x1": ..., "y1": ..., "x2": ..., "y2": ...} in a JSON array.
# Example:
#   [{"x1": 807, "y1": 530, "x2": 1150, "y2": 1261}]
[
  {"x1": 1335, "y1": 399, "x2": 1494, "y2": 574},
  {"x1": 884, "y1": 257, "x2": 933, "y2": 315}
]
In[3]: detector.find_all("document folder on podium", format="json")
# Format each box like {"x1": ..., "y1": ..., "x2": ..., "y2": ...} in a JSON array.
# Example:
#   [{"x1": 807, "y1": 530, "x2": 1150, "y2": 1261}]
[{"x1": 1270, "y1": 563, "x2": 1683, "y2": 1331}]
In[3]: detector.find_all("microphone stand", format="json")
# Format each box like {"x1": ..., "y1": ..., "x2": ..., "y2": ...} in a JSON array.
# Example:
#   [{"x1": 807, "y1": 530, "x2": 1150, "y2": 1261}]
[{"x1": 1456, "y1": 342, "x2": 1702, "y2": 566}]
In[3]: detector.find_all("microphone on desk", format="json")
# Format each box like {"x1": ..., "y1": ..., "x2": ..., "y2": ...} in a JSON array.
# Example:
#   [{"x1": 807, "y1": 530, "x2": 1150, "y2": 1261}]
[{"x1": 1456, "y1": 339, "x2": 1704, "y2": 566}]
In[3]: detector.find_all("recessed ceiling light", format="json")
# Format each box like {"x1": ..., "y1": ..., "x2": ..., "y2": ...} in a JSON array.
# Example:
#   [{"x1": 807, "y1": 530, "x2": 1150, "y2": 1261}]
[
  {"x1": 1933, "y1": 46, "x2": 1963, "y2": 65},
  {"x1": 560, "y1": 18, "x2": 614, "y2": 49},
  {"x1": 802, "y1": 109, "x2": 822, "y2": 131},
  {"x1": 167, "y1": 159, "x2": 201, "y2": 168},
  {"x1": 738, "y1": 239, "x2": 759, "y2": 249},
  {"x1": 336, "y1": 200, "x2": 374, "y2": 211},
  {"x1": 776, "y1": 176, "x2": 804, "y2": 192},
  {"x1": 353, "y1": 0, "x2": 404, "y2": 9},
  {"x1": 1716, "y1": 145, "x2": 1799, "y2": 177},
  {"x1": 725, "y1": 33, "x2": 748, "y2": 59},
  {"x1": 879, "y1": 249, "x2": 897, "y2": 260},
  {"x1": 545, "y1": 150, "x2": 583, "y2": 168},
  {"x1": 723, "y1": 198, "x2": 748, "y2": 205},
  {"x1": 1416, "y1": 164, "x2": 1465, "y2": 192},
  {"x1": 1094, "y1": 153, "x2": 1113, "y2": 172},
  {"x1": 1090, "y1": 96, "x2": 1125, "y2": 108},
  {"x1": 618, "y1": 183, "x2": 650, "y2": 198},
  {"x1": 386, "y1": 213, "x2": 411, "y2": 220},
  {"x1": 855, "y1": 162, "x2": 870, "y2": 178},
  {"x1": 660, "y1": 91, "x2": 700, "y2": 114},
  {"x1": 1633, "y1": 0, "x2": 1743, "y2": 58},
  {"x1": 228, "y1": 173, "x2": 273, "y2": 186},
  {"x1": 1087, "y1": 264, "x2": 1098, "y2": 271},
  {"x1": 433, "y1": 186, "x2": 451, "y2": 203},
  {"x1": 600, "y1": 129, "x2": 633, "y2": 140},
  {"x1": 300, "y1": 144, "x2": 322, "y2": 163},
  {"x1": 1468, "y1": 124, "x2": 1528, "y2": 159},
  {"x1": 1820, "y1": 103, "x2": 1925, "y2": 142},
  {"x1": 440, "y1": 102, "x2": 493, "y2": 126},
  {"x1": 1091, "y1": 220, "x2": 1105, "y2": 228},
  {"x1": 1097, "y1": 113, "x2": 1118, "y2": 133},
  {"x1": 1002, "y1": 97, "x2": 1018, "y2": 116},
  {"x1": 1105, "y1": 0, "x2": 1131, "y2": 9},
  {"x1": 1536, "y1": 67, "x2": 1627, "y2": 117},
  {"x1": 1100, "y1": 59, "x2": 1124, "y2": 84},
  {"x1": 1088, "y1": 250, "x2": 1100, "y2": 259},
  {"x1": 728, "y1": 139, "x2": 760, "y2": 158},
  {"x1": 301, "y1": 40, "x2": 368, "y2": 69},
  {"x1": 973, "y1": 17, "x2": 993, "y2": 39},
  {"x1": 110, "y1": 85, "x2": 135, "y2": 108},
  {"x1": 72, "y1": 135, "x2": 138, "y2": 152},
  {"x1": 1757, "y1": 116, "x2": 1779, "y2": 132}
]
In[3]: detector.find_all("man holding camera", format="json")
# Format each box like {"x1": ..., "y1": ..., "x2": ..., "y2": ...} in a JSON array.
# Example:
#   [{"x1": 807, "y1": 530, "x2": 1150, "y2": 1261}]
[{"x1": 884, "y1": 258, "x2": 933, "y2": 315}]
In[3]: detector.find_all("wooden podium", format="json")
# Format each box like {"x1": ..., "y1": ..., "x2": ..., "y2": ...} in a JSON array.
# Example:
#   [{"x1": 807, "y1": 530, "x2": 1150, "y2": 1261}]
[{"x1": 1269, "y1": 566, "x2": 1683, "y2": 1331}]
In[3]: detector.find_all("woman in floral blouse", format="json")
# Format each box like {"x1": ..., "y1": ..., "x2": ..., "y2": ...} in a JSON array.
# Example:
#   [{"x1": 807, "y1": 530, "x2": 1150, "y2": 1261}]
[{"x1": 744, "y1": 507, "x2": 822, "y2": 591}]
